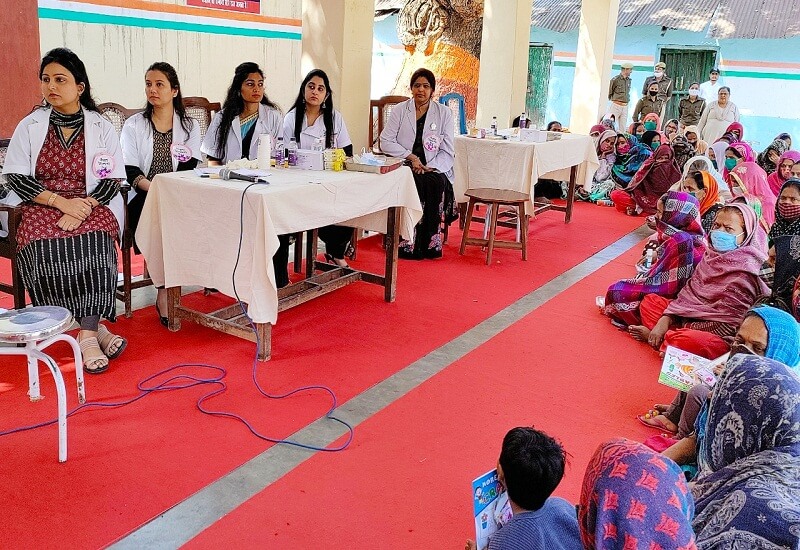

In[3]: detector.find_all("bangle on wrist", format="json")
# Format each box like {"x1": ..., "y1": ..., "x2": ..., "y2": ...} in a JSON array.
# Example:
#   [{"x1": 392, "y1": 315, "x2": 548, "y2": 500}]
[{"x1": 47, "y1": 193, "x2": 58, "y2": 207}]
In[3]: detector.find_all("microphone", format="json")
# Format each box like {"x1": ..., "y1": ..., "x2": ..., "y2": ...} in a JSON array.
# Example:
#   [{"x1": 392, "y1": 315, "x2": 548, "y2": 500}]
[{"x1": 219, "y1": 168, "x2": 259, "y2": 183}]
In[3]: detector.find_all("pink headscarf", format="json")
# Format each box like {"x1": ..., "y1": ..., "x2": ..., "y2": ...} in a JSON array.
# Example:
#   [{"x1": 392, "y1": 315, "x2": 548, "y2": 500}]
[
  {"x1": 767, "y1": 150, "x2": 800, "y2": 196},
  {"x1": 729, "y1": 162, "x2": 776, "y2": 228},
  {"x1": 729, "y1": 142, "x2": 755, "y2": 162},
  {"x1": 665, "y1": 202, "x2": 769, "y2": 325}
]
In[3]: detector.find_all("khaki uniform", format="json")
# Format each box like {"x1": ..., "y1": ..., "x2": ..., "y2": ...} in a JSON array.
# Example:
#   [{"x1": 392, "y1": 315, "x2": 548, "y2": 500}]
[
  {"x1": 678, "y1": 97, "x2": 706, "y2": 127},
  {"x1": 633, "y1": 96, "x2": 666, "y2": 122},
  {"x1": 607, "y1": 74, "x2": 632, "y2": 127},
  {"x1": 642, "y1": 76, "x2": 673, "y2": 102}
]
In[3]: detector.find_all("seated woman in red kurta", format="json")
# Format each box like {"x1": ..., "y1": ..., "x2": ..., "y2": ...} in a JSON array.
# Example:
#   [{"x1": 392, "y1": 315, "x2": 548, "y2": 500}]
[{"x1": 628, "y1": 203, "x2": 769, "y2": 359}]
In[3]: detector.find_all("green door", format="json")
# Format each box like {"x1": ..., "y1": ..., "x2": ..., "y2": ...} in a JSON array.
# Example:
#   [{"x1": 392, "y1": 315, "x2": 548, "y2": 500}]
[
  {"x1": 659, "y1": 48, "x2": 717, "y2": 124},
  {"x1": 526, "y1": 44, "x2": 553, "y2": 128}
]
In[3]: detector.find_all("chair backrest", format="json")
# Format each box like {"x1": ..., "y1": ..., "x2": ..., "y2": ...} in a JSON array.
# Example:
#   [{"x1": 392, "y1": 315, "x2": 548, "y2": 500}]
[
  {"x1": 369, "y1": 95, "x2": 409, "y2": 153},
  {"x1": 183, "y1": 97, "x2": 221, "y2": 142},
  {"x1": 0, "y1": 137, "x2": 9, "y2": 194},
  {"x1": 439, "y1": 92, "x2": 467, "y2": 135},
  {"x1": 98, "y1": 102, "x2": 142, "y2": 136}
]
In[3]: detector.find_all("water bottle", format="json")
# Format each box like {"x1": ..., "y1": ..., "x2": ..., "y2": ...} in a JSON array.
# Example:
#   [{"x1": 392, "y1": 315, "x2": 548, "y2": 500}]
[
  {"x1": 273, "y1": 137, "x2": 284, "y2": 167},
  {"x1": 257, "y1": 134, "x2": 271, "y2": 170},
  {"x1": 645, "y1": 248, "x2": 656, "y2": 268},
  {"x1": 287, "y1": 137, "x2": 298, "y2": 167},
  {"x1": 490, "y1": 116, "x2": 498, "y2": 136},
  {"x1": 519, "y1": 112, "x2": 527, "y2": 129}
]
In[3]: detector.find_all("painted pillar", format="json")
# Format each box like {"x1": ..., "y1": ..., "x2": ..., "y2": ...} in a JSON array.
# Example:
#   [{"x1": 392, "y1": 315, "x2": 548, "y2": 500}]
[
  {"x1": 301, "y1": 0, "x2": 373, "y2": 150},
  {"x1": 0, "y1": 2, "x2": 41, "y2": 136},
  {"x1": 475, "y1": 0, "x2": 532, "y2": 129},
  {"x1": 568, "y1": 0, "x2": 620, "y2": 133}
]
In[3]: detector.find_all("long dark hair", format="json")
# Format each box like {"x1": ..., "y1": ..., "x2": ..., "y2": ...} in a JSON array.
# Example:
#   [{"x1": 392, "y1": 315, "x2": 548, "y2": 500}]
[
  {"x1": 290, "y1": 69, "x2": 335, "y2": 148},
  {"x1": 142, "y1": 62, "x2": 193, "y2": 135},
  {"x1": 39, "y1": 48, "x2": 98, "y2": 112},
  {"x1": 215, "y1": 62, "x2": 280, "y2": 159}
]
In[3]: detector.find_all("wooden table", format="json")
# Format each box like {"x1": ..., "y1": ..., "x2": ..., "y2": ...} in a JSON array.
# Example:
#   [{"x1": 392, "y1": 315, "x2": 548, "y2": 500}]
[{"x1": 136, "y1": 168, "x2": 423, "y2": 360}]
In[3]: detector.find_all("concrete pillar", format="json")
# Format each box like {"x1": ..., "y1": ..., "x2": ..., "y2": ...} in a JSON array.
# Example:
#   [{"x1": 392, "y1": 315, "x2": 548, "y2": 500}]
[
  {"x1": 301, "y1": 0, "x2": 374, "y2": 151},
  {"x1": 475, "y1": 0, "x2": 532, "y2": 129},
  {"x1": 0, "y1": 2, "x2": 41, "y2": 136},
  {"x1": 569, "y1": 0, "x2": 620, "y2": 134}
]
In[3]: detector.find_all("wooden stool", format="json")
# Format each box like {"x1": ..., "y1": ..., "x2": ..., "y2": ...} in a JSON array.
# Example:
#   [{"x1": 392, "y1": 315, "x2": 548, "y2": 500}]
[{"x1": 459, "y1": 188, "x2": 528, "y2": 265}]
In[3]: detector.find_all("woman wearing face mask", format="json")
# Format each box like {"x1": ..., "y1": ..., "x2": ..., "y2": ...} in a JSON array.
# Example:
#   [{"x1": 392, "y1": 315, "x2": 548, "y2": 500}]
[
  {"x1": 609, "y1": 133, "x2": 651, "y2": 190},
  {"x1": 639, "y1": 130, "x2": 661, "y2": 152},
  {"x1": 632, "y1": 84, "x2": 665, "y2": 124},
  {"x1": 578, "y1": 129, "x2": 617, "y2": 203},
  {"x1": 769, "y1": 178, "x2": 800, "y2": 319},
  {"x1": 756, "y1": 136, "x2": 789, "y2": 175},
  {"x1": 663, "y1": 118, "x2": 679, "y2": 141},
  {"x1": 767, "y1": 150, "x2": 800, "y2": 196},
  {"x1": 682, "y1": 125, "x2": 707, "y2": 155},
  {"x1": 678, "y1": 82, "x2": 706, "y2": 128},
  {"x1": 670, "y1": 134, "x2": 695, "y2": 170},
  {"x1": 602, "y1": 192, "x2": 705, "y2": 326},
  {"x1": 626, "y1": 121, "x2": 645, "y2": 140},
  {"x1": 679, "y1": 171, "x2": 723, "y2": 233},
  {"x1": 628, "y1": 203, "x2": 769, "y2": 358},
  {"x1": 697, "y1": 86, "x2": 739, "y2": 144},
  {"x1": 641, "y1": 112, "x2": 661, "y2": 133},
  {"x1": 728, "y1": 162, "x2": 775, "y2": 229},
  {"x1": 611, "y1": 144, "x2": 681, "y2": 216},
  {"x1": 719, "y1": 121, "x2": 745, "y2": 144}
]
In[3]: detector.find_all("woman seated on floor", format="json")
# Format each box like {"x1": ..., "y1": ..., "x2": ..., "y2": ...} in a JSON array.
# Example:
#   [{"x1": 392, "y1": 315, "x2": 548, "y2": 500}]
[
  {"x1": 1, "y1": 48, "x2": 127, "y2": 373},
  {"x1": 121, "y1": 62, "x2": 201, "y2": 326},
  {"x1": 638, "y1": 130, "x2": 661, "y2": 152},
  {"x1": 728, "y1": 161, "x2": 776, "y2": 229},
  {"x1": 640, "y1": 304, "x2": 800, "y2": 439},
  {"x1": 602, "y1": 192, "x2": 705, "y2": 326},
  {"x1": 577, "y1": 129, "x2": 616, "y2": 203},
  {"x1": 756, "y1": 135, "x2": 789, "y2": 175},
  {"x1": 691, "y1": 354, "x2": 800, "y2": 548},
  {"x1": 677, "y1": 171, "x2": 723, "y2": 234},
  {"x1": 683, "y1": 124, "x2": 707, "y2": 155},
  {"x1": 283, "y1": 69, "x2": 354, "y2": 268},
  {"x1": 379, "y1": 68, "x2": 457, "y2": 260},
  {"x1": 722, "y1": 142, "x2": 754, "y2": 183},
  {"x1": 770, "y1": 178, "x2": 800, "y2": 319},
  {"x1": 610, "y1": 144, "x2": 681, "y2": 216},
  {"x1": 627, "y1": 121, "x2": 644, "y2": 141},
  {"x1": 767, "y1": 150, "x2": 800, "y2": 196},
  {"x1": 670, "y1": 133, "x2": 695, "y2": 170},
  {"x1": 628, "y1": 203, "x2": 769, "y2": 359},
  {"x1": 578, "y1": 438, "x2": 696, "y2": 549}
]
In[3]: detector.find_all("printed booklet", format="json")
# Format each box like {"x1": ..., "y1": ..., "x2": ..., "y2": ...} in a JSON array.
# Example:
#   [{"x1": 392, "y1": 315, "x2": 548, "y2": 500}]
[
  {"x1": 472, "y1": 469, "x2": 512, "y2": 550},
  {"x1": 658, "y1": 346, "x2": 728, "y2": 392}
]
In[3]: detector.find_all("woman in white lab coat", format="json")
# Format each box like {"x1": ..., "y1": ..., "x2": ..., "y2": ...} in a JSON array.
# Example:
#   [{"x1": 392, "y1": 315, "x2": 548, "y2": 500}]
[
  {"x1": 201, "y1": 61, "x2": 282, "y2": 165},
  {"x1": 380, "y1": 68, "x2": 457, "y2": 259},
  {"x1": 283, "y1": 69, "x2": 354, "y2": 267},
  {"x1": 1, "y1": 48, "x2": 127, "y2": 373},
  {"x1": 121, "y1": 62, "x2": 202, "y2": 326}
]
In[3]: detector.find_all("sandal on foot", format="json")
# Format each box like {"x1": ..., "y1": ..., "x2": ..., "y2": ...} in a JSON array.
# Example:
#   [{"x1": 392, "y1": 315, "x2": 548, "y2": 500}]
[
  {"x1": 79, "y1": 336, "x2": 109, "y2": 374},
  {"x1": 97, "y1": 325, "x2": 127, "y2": 360},
  {"x1": 324, "y1": 252, "x2": 349, "y2": 268},
  {"x1": 637, "y1": 413, "x2": 677, "y2": 434}
]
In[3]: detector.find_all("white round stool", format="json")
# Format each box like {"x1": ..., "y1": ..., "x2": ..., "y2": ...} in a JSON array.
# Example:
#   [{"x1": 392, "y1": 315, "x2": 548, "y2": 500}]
[{"x1": 0, "y1": 306, "x2": 85, "y2": 462}]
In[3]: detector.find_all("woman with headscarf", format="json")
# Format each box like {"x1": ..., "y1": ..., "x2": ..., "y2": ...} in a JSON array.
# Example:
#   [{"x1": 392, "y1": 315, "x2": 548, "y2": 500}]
[
  {"x1": 670, "y1": 133, "x2": 695, "y2": 170},
  {"x1": 677, "y1": 171, "x2": 722, "y2": 233},
  {"x1": 629, "y1": 203, "x2": 769, "y2": 358},
  {"x1": 579, "y1": 129, "x2": 617, "y2": 204},
  {"x1": 589, "y1": 124, "x2": 605, "y2": 143},
  {"x1": 692, "y1": 354, "x2": 800, "y2": 549},
  {"x1": 706, "y1": 140, "x2": 727, "y2": 174},
  {"x1": 641, "y1": 112, "x2": 661, "y2": 133},
  {"x1": 610, "y1": 133, "x2": 651, "y2": 188},
  {"x1": 639, "y1": 130, "x2": 661, "y2": 152},
  {"x1": 757, "y1": 137, "x2": 789, "y2": 174},
  {"x1": 728, "y1": 162, "x2": 776, "y2": 229},
  {"x1": 767, "y1": 150, "x2": 800, "y2": 196},
  {"x1": 611, "y1": 144, "x2": 681, "y2": 215},
  {"x1": 663, "y1": 118, "x2": 679, "y2": 141},
  {"x1": 682, "y1": 125, "x2": 707, "y2": 155},
  {"x1": 769, "y1": 178, "x2": 800, "y2": 318},
  {"x1": 718, "y1": 121, "x2": 744, "y2": 144},
  {"x1": 603, "y1": 192, "x2": 705, "y2": 326},
  {"x1": 578, "y1": 438, "x2": 697, "y2": 550}
]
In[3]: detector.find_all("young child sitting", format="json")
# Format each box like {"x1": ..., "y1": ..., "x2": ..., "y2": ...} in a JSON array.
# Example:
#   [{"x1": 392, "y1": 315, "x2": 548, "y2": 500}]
[{"x1": 466, "y1": 427, "x2": 582, "y2": 550}]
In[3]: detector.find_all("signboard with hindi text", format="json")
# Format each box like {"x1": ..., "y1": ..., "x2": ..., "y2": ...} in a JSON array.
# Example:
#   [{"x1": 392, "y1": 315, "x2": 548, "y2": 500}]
[{"x1": 187, "y1": 0, "x2": 260, "y2": 15}]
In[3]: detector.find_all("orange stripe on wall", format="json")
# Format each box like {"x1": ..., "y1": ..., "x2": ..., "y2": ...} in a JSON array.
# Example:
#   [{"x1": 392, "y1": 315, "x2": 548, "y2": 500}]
[
  {"x1": 68, "y1": 0, "x2": 301, "y2": 26},
  {"x1": 553, "y1": 51, "x2": 654, "y2": 62},
  {"x1": 724, "y1": 59, "x2": 800, "y2": 70}
]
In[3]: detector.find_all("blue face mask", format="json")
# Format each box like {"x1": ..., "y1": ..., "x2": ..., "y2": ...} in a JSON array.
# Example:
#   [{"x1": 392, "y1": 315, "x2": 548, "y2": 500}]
[
  {"x1": 710, "y1": 229, "x2": 743, "y2": 251},
  {"x1": 724, "y1": 157, "x2": 738, "y2": 171}
]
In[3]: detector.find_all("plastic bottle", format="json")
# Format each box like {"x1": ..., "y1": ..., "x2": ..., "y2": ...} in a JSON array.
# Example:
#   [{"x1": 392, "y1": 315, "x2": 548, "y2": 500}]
[
  {"x1": 490, "y1": 116, "x2": 498, "y2": 136},
  {"x1": 519, "y1": 112, "x2": 527, "y2": 129},
  {"x1": 645, "y1": 248, "x2": 656, "y2": 268},
  {"x1": 273, "y1": 137, "x2": 284, "y2": 167},
  {"x1": 257, "y1": 134, "x2": 271, "y2": 170},
  {"x1": 312, "y1": 137, "x2": 324, "y2": 152},
  {"x1": 287, "y1": 137, "x2": 298, "y2": 167}
]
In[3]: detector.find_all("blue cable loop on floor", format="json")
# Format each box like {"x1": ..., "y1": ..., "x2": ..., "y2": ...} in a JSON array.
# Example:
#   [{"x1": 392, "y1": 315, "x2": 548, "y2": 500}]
[{"x1": 0, "y1": 181, "x2": 354, "y2": 453}]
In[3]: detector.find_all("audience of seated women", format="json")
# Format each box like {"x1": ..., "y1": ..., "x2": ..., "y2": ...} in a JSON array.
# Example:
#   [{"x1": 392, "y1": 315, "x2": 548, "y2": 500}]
[
  {"x1": 678, "y1": 171, "x2": 723, "y2": 233},
  {"x1": 769, "y1": 178, "x2": 800, "y2": 318},
  {"x1": 727, "y1": 161, "x2": 775, "y2": 229},
  {"x1": 767, "y1": 150, "x2": 800, "y2": 196},
  {"x1": 610, "y1": 144, "x2": 681, "y2": 216}
]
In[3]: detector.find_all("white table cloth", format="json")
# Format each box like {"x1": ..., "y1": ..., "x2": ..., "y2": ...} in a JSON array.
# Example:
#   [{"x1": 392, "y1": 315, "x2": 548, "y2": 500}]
[
  {"x1": 453, "y1": 134, "x2": 599, "y2": 207},
  {"x1": 136, "y1": 167, "x2": 422, "y2": 324}
]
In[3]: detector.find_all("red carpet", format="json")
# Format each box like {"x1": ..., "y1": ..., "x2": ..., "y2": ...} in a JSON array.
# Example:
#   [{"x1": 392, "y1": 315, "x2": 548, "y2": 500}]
[
  {"x1": 0, "y1": 204, "x2": 643, "y2": 549},
  {"x1": 184, "y1": 238, "x2": 671, "y2": 549}
]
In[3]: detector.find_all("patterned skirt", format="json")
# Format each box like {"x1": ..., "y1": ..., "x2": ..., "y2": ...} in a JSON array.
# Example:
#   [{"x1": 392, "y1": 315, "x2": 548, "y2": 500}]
[{"x1": 18, "y1": 232, "x2": 118, "y2": 321}]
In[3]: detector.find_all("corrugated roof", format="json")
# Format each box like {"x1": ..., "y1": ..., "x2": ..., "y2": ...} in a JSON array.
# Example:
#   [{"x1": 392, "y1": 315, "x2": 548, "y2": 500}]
[
  {"x1": 530, "y1": 0, "x2": 581, "y2": 33},
  {"x1": 708, "y1": 0, "x2": 800, "y2": 39},
  {"x1": 617, "y1": 0, "x2": 719, "y2": 33}
]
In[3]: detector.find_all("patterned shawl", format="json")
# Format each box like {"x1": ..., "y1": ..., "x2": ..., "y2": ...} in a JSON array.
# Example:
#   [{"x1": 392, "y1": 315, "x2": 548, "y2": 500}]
[
  {"x1": 767, "y1": 150, "x2": 800, "y2": 196},
  {"x1": 665, "y1": 202, "x2": 769, "y2": 325},
  {"x1": 692, "y1": 354, "x2": 800, "y2": 550},
  {"x1": 612, "y1": 133, "x2": 651, "y2": 185},
  {"x1": 719, "y1": 121, "x2": 745, "y2": 144},
  {"x1": 604, "y1": 192, "x2": 705, "y2": 318},
  {"x1": 769, "y1": 179, "x2": 800, "y2": 313},
  {"x1": 729, "y1": 162, "x2": 776, "y2": 228},
  {"x1": 627, "y1": 144, "x2": 683, "y2": 214},
  {"x1": 671, "y1": 134, "x2": 696, "y2": 170},
  {"x1": 683, "y1": 125, "x2": 708, "y2": 155},
  {"x1": 681, "y1": 156, "x2": 726, "y2": 197},
  {"x1": 579, "y1": 438, "x2": 697, "y2": 550},
  {"x1": 757, "y1": 137, "x2": 789, "y2": 174}
]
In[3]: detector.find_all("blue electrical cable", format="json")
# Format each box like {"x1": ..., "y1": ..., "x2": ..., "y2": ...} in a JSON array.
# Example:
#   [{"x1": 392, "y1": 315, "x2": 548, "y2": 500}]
[{"x1": 0, "y1": 180, "x2": 354, "y2": 453}]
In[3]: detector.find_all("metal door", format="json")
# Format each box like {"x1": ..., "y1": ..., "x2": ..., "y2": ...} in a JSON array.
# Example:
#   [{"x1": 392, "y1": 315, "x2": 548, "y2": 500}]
[
  {"x1": 659, "y1": 48, "x2": 717, "y2": 124},
  {"x1": 526, "y1": 44, "x2": 553, "y2": 128}
]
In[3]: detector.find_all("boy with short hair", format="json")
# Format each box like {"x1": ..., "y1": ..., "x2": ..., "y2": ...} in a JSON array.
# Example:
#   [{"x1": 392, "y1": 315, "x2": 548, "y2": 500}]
[{"x1": 467, "y1": 427, "x2": 582, "y2": 550}]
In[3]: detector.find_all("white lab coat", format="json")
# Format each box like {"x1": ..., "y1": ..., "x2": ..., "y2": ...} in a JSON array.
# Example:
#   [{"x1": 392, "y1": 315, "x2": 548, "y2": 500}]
[
  {"x1": 201, "y1": 103, "x2": 282, "y2": 163},
  {"x1": 379, "y1": 99, "x2": 454, "y2": 182},
  {"x1": 282, "y1": 108, "x2": 352, "y2": 150},
  {"x1": 1, "y1": 106, "x2": 126, "y2": 235},
  {"x1": 120, "y1": 111, "x2": 202, "y2": 203}
]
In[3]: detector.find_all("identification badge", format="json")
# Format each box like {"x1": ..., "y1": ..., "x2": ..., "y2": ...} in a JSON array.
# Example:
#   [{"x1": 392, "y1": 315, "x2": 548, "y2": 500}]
[
  {"x1": 423, "y1": 134, "x2": 440, "y2": 152},
  {"x1": 171, "y1": 143, "x2": 192, "y2": 163},
  {"x1": 430, "y1": 123, "x2": 437, "y2": 131},
  {"x1": 92, "y1": 152, "x2": 115, "y2": 179}
]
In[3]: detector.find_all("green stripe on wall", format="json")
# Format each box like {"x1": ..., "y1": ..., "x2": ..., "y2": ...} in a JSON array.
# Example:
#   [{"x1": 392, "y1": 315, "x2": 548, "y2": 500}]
[
  {"x1": 38, "y1": 7, "x2": 302, "y2": 40},
  {"x1": 555, "y1": 60, "x2": 800, "y2": 81}
]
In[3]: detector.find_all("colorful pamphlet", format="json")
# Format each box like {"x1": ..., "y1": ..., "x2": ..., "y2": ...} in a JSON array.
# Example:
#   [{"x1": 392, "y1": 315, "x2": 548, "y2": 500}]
[
  {"x1": 658, "y1": 346, "x2": 727, "y2": 392},
  {"x1": 472, "y1": 469, "x2": 512, "y2": 550}
]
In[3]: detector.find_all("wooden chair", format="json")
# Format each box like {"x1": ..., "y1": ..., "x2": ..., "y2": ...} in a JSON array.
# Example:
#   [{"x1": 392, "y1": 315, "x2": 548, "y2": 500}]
[
  {"x1": 97, "y1": 102, "x2": 142, "y2": 136},
  {"x1": 459, "y1": 188, "x2": 528, "y2": 265},
  {"x1": 439, "y1": 92, "x2": 467, "y2": 135},
  {"x1": 115, "y1": 182, "x2": 153, "y2": 318},
  {"x1": 369, "y1": 95, "x2": 409, "y2": 153},
  {"x1": 0, "y1": 138, "x2": 26, "y2": 309},
  {"x1": 182, "y1": 96, "x2": 221, "y2": 142}
]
